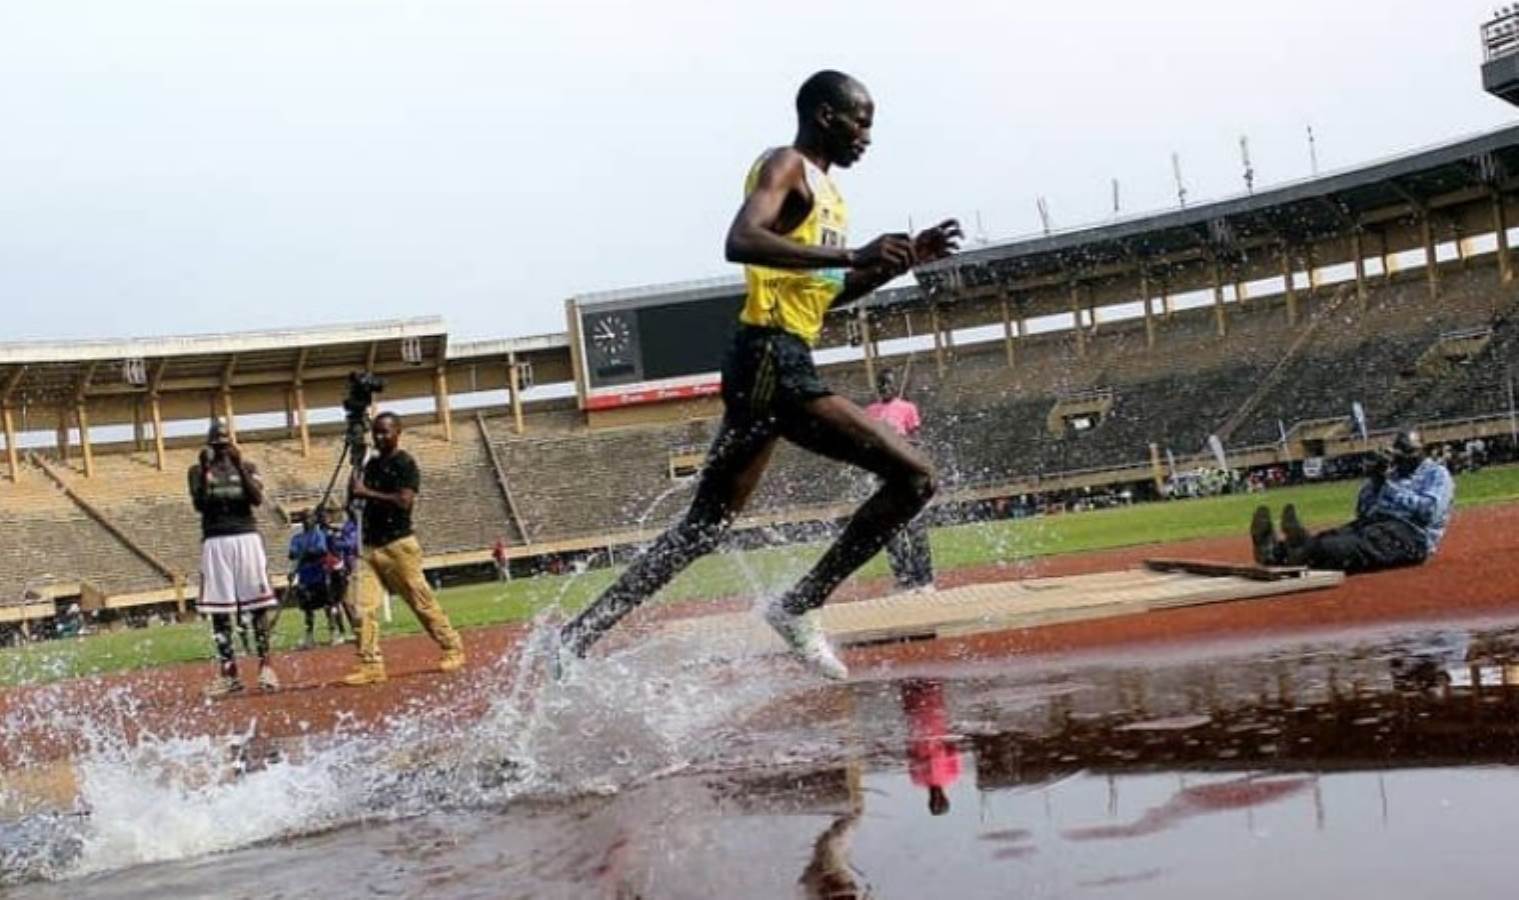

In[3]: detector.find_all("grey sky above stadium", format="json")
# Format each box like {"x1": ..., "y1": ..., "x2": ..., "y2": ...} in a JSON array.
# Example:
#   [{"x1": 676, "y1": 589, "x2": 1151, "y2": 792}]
[{"x1": 1, "y1": 0, "x2": 1510, "y2": 345}]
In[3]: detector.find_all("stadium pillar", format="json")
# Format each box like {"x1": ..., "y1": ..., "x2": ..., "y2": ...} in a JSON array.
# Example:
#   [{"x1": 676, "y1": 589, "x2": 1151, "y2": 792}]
[
  {"x1": 150, "y1": 395, "x2": 166, "y2": 471},
  {"x1": 1068, "y1": 284, "x2": 1086, "y2": 358},
  {"x1": 76, "y1": 403, "x2": 94, "y2": 478},
  {"x1": 1001, "y1": 298, "x2": 1017, "y2": 366},
  {"x1": 132, "y1": 402, "x2": 145, "y2": 451},
  {"x1": 2, "y1": 405, "x2": 18, "y2": 482},
  {"x1": 1140, "y1": 271, "x2": 1156, "y2": 348},
  {"x1": 56, "y1": 413, "x2": 69, "y2": 464},
  {"x1": 220, "y1": 390, "x2": 237, "y2": 442},
  {"x1": 507, "y1": 353, "x2": 525, "y2": 435},
  {"x1": 1210, "y1": 261, "x2": 1228, "y2": 337},
  {"x1": 1351, "y1": 230, "x2": 1368, "y2": 313},
  {"x1": 1378, "y1": 230, "x2": 1398, "y2": 285},
  {"x1": 1421, "y1": 214, "x2": 1440, "y2": 301},
  {"x1": 434, "y1": 367, "x2": 454, "y2": 442},
  {"x1": 1304, "y1": 244, "x2": 1320, "y2": 298},
  {"x1": 1148, "y1": 442, "x2": 1165, "y2": 493},
  {"x1": 930, "y1": 304, "x2": 947, "y2": 375},
  {"x1": 294, "y1": 383, "x2": 311, "y2": 458},
  {"x1": 1492, "y1": 192, "x2": 1512, "y2": 284},
  {"x1": 859, "y1": 310, "x2": 876, "y2": 388},
  {"x1": 1281, "y1": 246, "x2": 1299, "y2": 326}
]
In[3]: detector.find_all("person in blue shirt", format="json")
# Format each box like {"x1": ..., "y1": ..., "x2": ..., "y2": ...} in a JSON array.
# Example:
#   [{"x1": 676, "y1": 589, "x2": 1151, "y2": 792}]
[
  {"x1": 1251, "y1": 431, "x2": 1455, "y2": 573},
  {"x1": 326, "y1": 511, "x2": 360, "y2": 639},
  {"x1": 289, "y1": 511, "x2": 336, "y2": 648}
]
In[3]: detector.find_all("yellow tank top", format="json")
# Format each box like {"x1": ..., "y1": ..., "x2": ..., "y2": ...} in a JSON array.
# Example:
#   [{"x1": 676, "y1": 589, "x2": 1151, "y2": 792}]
[{"x1": 738, "y1": 150, "x2": 848, "y2": 345}]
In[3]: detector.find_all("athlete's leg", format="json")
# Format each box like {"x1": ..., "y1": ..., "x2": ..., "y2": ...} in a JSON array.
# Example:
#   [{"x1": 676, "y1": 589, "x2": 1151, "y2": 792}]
[
  {"x1": 210, "y1": 613, "x2": 239, "y2": 678},
  {"x1": 885, "y1": 525, "x2": 914, "y2": 587},
  {"x1": 905, "y1": 515, "x2": 935, "y2": 587},
  {"x1": 560, "y1": 419, "x2": 778, "y2": 657},
  {"x1": 777, "y1": 396, "x2": 936, "y2": 613},
  {"x1": 250, "y1": 608, "x2": 273, "y2": 666}
]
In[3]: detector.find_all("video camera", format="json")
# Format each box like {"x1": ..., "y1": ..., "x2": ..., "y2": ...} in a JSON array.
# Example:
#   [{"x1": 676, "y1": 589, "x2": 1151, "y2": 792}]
[
  {"x1": 342, "y1": 371, "x2": 385, "y2": 466},
  {"x1": 342, "y1": 370, "x2": 385, "y2": 421}
]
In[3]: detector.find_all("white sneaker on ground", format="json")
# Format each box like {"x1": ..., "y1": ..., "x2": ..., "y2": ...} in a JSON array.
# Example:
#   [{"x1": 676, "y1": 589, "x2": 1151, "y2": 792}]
[
  {"x1": 203, "y1": 675, "x2": 244, "y2": 700},
  {"x1": 257, "y1": 666, "x2": 281, "y2": 692},
  {"x1": 762, "y1": 598, "x2": 849, "y2": 681}
]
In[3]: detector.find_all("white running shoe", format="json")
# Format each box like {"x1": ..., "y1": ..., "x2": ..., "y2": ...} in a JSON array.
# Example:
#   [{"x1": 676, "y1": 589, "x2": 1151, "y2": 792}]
[
  {"x1": 257, "y1": 666, "x2": 281, "y2": 693},
  {"x1": 762, "y1": 598, "x2": 849, "y2": 681}
]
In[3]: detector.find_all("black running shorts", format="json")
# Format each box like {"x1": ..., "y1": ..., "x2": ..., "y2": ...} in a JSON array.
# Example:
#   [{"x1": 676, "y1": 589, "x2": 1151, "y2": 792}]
[{"x1": 720, "y1": 325, "x2": 832, "y2": 426}]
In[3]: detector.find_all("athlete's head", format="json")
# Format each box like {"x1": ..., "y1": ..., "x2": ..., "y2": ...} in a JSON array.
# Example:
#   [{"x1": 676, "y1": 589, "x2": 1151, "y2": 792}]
[
  {"x1": 796, "y1": 70, "x2": 873, "y2": 168},
  {"x1": 876, "y1": 367, "x2": 897, "y2": 402},
  {"x1": 371, "y1": 412, "x2": 403, "y2": 455}
]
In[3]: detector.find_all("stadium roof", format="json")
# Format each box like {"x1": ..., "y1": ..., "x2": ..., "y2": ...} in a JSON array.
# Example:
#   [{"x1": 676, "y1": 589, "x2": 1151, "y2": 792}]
[
  {"x1": 449, "y1": 332, "x2": 569, "y2": 359},
  {"x1": 0, "y1": 318, "x2": 448, "y2": 405},
  {"x1": 917, "y1": 122, "x2": 1519, "y2": 295},
  {"x1": 570, "y1": 274, "x2": 744, "y2": 311}
]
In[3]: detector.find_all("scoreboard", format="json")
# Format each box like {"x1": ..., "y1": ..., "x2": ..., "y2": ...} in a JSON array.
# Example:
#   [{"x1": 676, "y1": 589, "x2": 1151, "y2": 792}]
[{"x1": 569, "y1": 277, "x2": 746, "y2": 410}]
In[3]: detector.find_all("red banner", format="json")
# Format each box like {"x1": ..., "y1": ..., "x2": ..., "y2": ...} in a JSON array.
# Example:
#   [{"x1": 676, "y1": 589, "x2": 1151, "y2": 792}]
[{"x1": 584, "y1": 380, "x2": 721, "y2": 410}]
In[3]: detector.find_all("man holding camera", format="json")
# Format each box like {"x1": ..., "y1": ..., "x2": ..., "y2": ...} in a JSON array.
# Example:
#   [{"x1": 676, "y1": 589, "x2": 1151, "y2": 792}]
[
  {"x1": 341, "y1": 412, "x2": 466, "y2": 686},
  {"x1": 188, "y1": 420, "x2": 280, "y2": 697},
  {"x1": 1250, "y1": 430, "x2": 1455, "y2": 573}
]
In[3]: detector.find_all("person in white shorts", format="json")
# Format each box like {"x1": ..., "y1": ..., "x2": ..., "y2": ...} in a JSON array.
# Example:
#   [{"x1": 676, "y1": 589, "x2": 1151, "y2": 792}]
[{"x1": 188, "y1": 420, "x2": 280, "y2": 697}]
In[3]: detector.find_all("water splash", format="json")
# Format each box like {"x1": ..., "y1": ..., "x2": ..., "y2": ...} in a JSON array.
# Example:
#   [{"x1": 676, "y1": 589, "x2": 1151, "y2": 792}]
[{"x1": 0, "y1": 615, "x2": 810, "y2": 888}]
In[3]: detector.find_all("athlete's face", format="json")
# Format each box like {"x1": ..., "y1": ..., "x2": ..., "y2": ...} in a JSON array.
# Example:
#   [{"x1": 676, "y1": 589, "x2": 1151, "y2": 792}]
[{"x1": 823, "y1": 89, "x2": 874, "y2": 168}]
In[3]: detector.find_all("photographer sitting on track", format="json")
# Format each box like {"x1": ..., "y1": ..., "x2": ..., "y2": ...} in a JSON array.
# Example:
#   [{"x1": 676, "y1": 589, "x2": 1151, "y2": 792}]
[
  {"x1": 341, "y1": 412, "x2": 466, "y2": 686},
  {"x1": 1250, "y1": 430, "x2": 1454, "y2": 574}
]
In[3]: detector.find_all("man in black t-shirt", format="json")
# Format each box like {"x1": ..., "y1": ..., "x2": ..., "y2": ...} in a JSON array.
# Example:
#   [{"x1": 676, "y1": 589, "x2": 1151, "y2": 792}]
[
  {"x1": 188, "y1": 420, "x2": 279, "y2": 697},
  {"x1": 341, "y1": 412, "x2": 465, "y2": 686}
]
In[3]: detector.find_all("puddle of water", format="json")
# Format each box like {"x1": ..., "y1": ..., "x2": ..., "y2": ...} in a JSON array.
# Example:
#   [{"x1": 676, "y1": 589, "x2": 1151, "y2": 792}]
[{"x1": 6, "y1": 620, "x2": 1519, "y2": 897}]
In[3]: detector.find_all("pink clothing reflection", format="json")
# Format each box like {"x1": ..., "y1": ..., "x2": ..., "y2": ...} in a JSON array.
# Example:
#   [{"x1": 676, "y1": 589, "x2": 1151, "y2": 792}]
[{"x1": 900, "y1": 679, "x2": 961, "y2": 814}]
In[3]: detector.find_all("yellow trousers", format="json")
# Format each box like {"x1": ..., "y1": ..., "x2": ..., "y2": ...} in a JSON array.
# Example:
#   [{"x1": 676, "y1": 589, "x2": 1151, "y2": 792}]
[{"x1": 355, "y1": 535, "x2": 462, "y2": 666}]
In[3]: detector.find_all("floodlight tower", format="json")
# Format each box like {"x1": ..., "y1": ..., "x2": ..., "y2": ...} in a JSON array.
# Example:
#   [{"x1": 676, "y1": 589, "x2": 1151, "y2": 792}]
[{"x1": 1482, "y1": 6, "x2": 1519, "y2": 105}]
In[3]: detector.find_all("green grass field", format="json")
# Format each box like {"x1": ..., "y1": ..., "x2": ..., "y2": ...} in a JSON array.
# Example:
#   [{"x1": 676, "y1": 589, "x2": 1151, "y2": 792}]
[{"x1": 5, "y1": 464, "x2": 1518, "y2": 688}]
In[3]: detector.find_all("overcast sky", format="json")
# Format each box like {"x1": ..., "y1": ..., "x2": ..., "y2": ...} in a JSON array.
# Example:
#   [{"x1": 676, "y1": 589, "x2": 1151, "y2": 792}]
[{"x1": 1, "y1": 0, "x2": 1512, "y2": 345}]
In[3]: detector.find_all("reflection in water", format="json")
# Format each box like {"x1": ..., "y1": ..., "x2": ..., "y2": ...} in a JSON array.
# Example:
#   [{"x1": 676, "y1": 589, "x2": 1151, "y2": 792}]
[
  {"x1": 800, "y1": 810, "x2": 870, "y2": 900},
  {"x1": 1061, "y1": 775, "x2": 1312, "y2": 841},
  {"x1": 899, "y1": 679, "x2": 962, "y2": 817},
  {"x1": 11, "y1": 623, "x2": 1519, "y2": 897}
]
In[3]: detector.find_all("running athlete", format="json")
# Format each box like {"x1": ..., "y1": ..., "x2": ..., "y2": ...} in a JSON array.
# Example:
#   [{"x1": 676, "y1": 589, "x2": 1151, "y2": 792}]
[{"x1": 556, "y1": 70, "x2": 961, "y2": 679}]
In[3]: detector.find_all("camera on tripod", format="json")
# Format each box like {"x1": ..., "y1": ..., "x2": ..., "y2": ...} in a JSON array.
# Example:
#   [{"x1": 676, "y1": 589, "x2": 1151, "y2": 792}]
[
  {"x1": 343, "y1": 370, "x2": 385, "y2": 422},
  {"x1": 342, "y1": 371, "x2": 385, "y2": 466}
]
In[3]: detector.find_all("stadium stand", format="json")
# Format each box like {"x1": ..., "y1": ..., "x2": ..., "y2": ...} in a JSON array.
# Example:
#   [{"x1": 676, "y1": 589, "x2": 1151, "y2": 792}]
[{"x1": 4, "y1": 123, "x2": 1519, "y2": 628}]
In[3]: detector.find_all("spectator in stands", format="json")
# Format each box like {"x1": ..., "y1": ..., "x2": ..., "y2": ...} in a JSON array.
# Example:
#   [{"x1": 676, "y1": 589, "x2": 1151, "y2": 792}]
[
  {"x1": 341, "y1": 412, "x2": 466, "y2": 686},
  {"x1": 188, "y1": 420, "x2": 280, "y2": 697},
  {"x1": 289, "y1": 512, "x2": 344, "y2": 648},
  {"x1": 864, "y1": 368, "x2": 935, "y2": 592},
  {"x1": 1251, "y1": 430, "x2": 1454, "y2": 574}
]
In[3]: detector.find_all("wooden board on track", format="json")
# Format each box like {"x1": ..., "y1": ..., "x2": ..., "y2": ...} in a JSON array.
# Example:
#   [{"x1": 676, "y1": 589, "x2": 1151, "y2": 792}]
[
  {"x1": 1143, "y1": 558, "x2": 1310, "y2": 581},
  {"x1": 653, "y1": 564, "x2": 1346, "y2": 653}
]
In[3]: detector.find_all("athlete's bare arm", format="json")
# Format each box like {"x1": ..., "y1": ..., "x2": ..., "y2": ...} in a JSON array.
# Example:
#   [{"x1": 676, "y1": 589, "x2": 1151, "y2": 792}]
[
  {"x1": 833, "y1": 218, "x2": 964, "y2": 305},
  {"x1": 724, "y1": 148, "x2": 915, "y2": 273}
]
